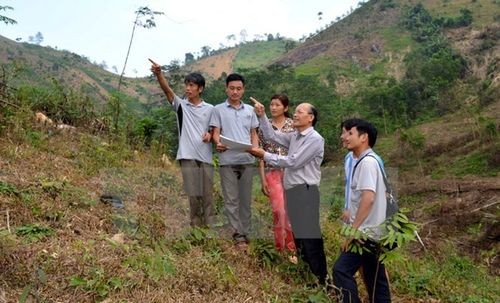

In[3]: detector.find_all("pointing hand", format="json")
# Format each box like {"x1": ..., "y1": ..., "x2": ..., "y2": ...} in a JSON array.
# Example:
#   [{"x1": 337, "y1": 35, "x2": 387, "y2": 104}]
[
  {"x1": 249, "y1": 97, "x2": 265, "y2": 117},
  {"x1": 148, "y1": 58, "x2": 161, "y2": 76}
]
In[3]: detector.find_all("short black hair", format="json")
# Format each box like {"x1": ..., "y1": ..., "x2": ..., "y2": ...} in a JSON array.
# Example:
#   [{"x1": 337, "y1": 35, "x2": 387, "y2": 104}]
[
  {"x1": 341, "y1": 118, "x2": 378, "y2": 147},
  {"x1": 184, "y1": 72, "x2": 205, "y2": 89},
  {"x1": 226, "y1": 73, "x2": 245, "y2": 86}
]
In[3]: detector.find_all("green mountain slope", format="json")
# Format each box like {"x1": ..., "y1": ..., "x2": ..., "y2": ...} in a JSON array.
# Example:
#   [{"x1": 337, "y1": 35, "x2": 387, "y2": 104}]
[{"x1": 0, "y1": 35, "x2": 159, "y2": 108}]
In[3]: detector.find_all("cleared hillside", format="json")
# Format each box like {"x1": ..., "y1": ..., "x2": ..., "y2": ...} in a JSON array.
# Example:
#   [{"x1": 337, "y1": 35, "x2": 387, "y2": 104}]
[
  {"x1": 184, "y1": 40, "x2": 291, "y2": 81},
  {"x1": 0, "y1": 35, "x2": 159, "y2": 106}
]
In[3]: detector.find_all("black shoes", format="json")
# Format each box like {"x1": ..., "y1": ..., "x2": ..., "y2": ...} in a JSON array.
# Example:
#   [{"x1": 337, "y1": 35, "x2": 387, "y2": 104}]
[{"x1": 232, "y1": 232, "x2": 249, "y2": 243}]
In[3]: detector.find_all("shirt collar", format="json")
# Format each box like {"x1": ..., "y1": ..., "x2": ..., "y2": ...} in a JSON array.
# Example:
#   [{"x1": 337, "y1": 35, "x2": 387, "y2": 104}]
[
  {"x1": 298, "y1": 126, "x2": 314, "y2": 137},
  {"x1": 359, "y1": 148, "x2": 373, "y2": 158},
  {"x1": 225, "y1": 99, "x2": 244, "y2": 110},
  {"x1": 186, "y1": 99, "x2": 206, "y2": 107}
]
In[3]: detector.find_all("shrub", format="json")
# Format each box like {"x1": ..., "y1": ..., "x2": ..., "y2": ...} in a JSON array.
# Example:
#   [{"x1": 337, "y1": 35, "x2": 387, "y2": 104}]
[{"x1": 15, "y1": 79, "x2": 96, "y2": 126}]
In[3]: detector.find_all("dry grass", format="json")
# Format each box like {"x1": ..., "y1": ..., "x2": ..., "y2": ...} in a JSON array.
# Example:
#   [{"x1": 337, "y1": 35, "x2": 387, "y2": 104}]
[
  {"x1": 1, "y1": 113, "x2": 498, "y2": 302},
  {"x1": 0, "y1": 128, "x2": 321, "y2": 303}
]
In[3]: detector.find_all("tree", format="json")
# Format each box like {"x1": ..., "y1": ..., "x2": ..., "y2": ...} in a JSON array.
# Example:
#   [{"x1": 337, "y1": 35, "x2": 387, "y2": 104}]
[
  {"x1": 98, "y1": 60, "x2": 108, "y2": 70},
  {"x1": 184, "y1": 53, "x2": 194, "y2": 65},
  {"x1": 317, "y1": 11, "x2": 323, "y2": 21},
  {"x1": 200, "y1": 46, "x2": 211, "y2": 57},
  {"x1": 0, "y1": 5, "x2": 16, "y2": 25},
  {"x1": 29, "y1": 32, "x2": 44, "y2": 45},
  {"x1": 253, "y1": 34, "x2": 264, "y2": 41},
  {"x1": 35, "y1": 32, "x2": 43, "y2": 44},
  {"x1": 226, "y1": 34, "x2": 236, "y2": 45},
  {"x1": 284, "y1": 40, "x2": 297, "y2": 52},
  {"x1": 118, "y1": 6, "x2": 164, "y2": 91},
  {"x1": 239, "y1": 29, "x2": 248, "y2": 43}
]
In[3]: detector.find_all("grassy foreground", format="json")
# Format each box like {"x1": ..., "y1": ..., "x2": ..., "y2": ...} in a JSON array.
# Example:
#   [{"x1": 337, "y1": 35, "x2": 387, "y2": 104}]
[{"x1": 0, "y1": 121, "x2": 498, "y2": 303}]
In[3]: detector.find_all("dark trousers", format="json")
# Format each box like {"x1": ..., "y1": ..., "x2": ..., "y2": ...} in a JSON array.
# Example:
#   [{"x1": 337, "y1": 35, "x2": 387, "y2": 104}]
[
  {"x1": 333, "y1": 247, "x2": 391, "y2": 303},
  {"x1": 285, "y1": 184, "x2": 327, "y2": 284}
]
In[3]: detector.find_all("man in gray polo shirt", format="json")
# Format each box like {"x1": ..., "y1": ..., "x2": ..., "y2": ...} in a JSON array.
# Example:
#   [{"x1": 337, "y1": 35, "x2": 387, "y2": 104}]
[
  {"x1": 248, "y1": 98, "x2": 328, "y2": 286},
  {"x1": 150, "y1": 59, "x2": 214, "y2": 227},
  {"x1": 210, "y1": 73, "x2": 259, "y2": 248}
]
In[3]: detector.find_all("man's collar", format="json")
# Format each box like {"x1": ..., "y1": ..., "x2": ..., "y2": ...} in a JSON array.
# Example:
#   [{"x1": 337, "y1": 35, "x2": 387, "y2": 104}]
[
  {"x1": 187, "y1": 99, "x2": 205, "y2": 107},
  {"x1": 225, "y1": 99, "x2": 243, "y2": 109},
  {"x1": 359, "y1": 148, "x2": 373, "y2": 158},
  {"x1": 298, "y1": 126, "x2": 314, "y2": 136}
]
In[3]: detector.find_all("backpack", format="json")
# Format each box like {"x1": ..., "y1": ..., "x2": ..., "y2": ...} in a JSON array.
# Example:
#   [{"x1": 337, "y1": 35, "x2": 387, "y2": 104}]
[{"x1": 351, "y1": 153, "x2": 400, "y2": 250}]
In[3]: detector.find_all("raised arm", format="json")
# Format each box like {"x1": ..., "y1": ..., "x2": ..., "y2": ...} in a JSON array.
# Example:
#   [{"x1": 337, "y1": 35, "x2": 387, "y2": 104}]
[
  {"x1": 149, "y1": 58, "x2": 175, "y2": 104},
  {"x1": 250, "y1": 97, "x2": 292, "y2": 148}
]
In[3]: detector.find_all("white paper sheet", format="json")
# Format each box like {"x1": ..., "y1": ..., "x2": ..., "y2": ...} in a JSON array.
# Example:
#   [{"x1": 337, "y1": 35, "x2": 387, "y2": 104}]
[{"x1": 220, "y1": 135, "x2": 252, "y2": 150}]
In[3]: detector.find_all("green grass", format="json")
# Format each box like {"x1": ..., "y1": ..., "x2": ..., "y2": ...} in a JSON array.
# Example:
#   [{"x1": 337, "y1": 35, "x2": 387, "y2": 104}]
[
  {"x1": 233, "y1": 40, "x2": 287, "y2": 70},
  {"x1": 449, "y1": 149, "x2": 499, "y2": 177},
  {"x1": 0, "y1": 181, "x2": 19, "y2": 195},
  {"x1": 389, "y1": 246, "x2": 500, "y2": 302},
  {"x1": 418, "y1": 0, "x2": 499, "y2": 27},
  {"x1": 294, "y1": 55, "x2": 338, "y2": 76},
  {"x1": 379, "y1": 27, "x2": 414, "y2": 51},
  {"x1": 16, "y1": 224, "x2": 54, "y2": 242},
  {"x1": 375, "y1": 136, "x2": 399, "y2": 157}
]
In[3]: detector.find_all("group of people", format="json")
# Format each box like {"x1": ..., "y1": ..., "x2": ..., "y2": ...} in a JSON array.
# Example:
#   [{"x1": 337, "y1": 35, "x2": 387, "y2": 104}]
[{"x1": 150, "y1": 59, "x2": 391, "y2": 302}]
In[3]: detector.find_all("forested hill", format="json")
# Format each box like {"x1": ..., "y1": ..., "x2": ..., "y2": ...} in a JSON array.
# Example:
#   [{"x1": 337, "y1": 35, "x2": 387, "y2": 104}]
[
  {"x1": 1, "y1": 0, "x2": 497, "y2": 112},
  {"x1": 0, "y1": 34, "x2": 159, "y2": 107},
  {"x1": 1, "y1": 0, "x2": 497, "y2": 180}
]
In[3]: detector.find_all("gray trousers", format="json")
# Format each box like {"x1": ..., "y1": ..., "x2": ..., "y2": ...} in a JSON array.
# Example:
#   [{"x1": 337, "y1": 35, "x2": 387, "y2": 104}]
[
  {"x1": 285, "y1": 184, "x2": 327, "y2": 283},
  {"x1": 179, "y1": 159, "x2": 214, "y2": 227},
  {"x1": 219, "y1": 164, "x2": 254, "y2": 236}
]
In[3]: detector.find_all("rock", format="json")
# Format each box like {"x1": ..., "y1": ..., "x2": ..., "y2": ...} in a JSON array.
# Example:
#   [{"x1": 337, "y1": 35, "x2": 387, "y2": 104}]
[
  {"x1": 35, "y1": 112, "x2": 54, "y2": 126},
  {"x1": 100, "y1": 194, "x2": 124, "y2": 209},
  {"x1": 161, "y1": 154, "x2": 171, "y2": 166},
  {"x1": 371, "y1": 43, "x2": 381, "y2": 54},
  {"x1": 110, "y1": 233, "x2": 125, "y2": 244},
  {"x1": 56, "y1": 124, "x2": 76, "y2": 133}
]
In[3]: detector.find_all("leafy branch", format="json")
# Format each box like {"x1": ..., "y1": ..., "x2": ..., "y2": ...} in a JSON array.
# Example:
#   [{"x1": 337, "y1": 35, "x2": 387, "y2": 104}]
[
  {"x1": 341, "y1": 209, "x2": 420, "y2": 262},
  {"x1": 117, "y1": 6, "x2": 164, "y2": 91},
  {"x1": 0, "y1": 6, "x2": 17, "y2": 25}
]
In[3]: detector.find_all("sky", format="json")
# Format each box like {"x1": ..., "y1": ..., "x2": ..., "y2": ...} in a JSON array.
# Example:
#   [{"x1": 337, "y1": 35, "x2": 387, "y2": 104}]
[{"x1": 1, "y1": 0, "x2": 361, "y2": 77}]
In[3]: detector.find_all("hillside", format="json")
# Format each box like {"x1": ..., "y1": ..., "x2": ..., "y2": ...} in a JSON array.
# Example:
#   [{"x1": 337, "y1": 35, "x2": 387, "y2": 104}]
[
  {"x1": 0, "y1": 35, "x2": 291, "y2": 107},
  {"x1": 272, "y1": 0, "x2": 498, "y2": 95},
  {"x1": 1, "y1": 106, "x2": 497, "y2": 302},
  {"x1": 184, "y1": 48, "x2": 238, "y2": 81},
  {"x1": 184, "y1": 40, "x2": 291, "y2": 81},
  {"x1": 0, "y1": 35, "x2": 159, "y2": 107}
]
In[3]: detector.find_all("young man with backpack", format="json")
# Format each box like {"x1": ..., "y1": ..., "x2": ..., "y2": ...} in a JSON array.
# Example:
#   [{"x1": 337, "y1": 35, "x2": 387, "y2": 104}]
[
  {"x1": 339, "y1": 119, "x2": 384, "y2": 223},
  {"x1": 332, "y1": 119, "x2": 391, "y2": 303}
]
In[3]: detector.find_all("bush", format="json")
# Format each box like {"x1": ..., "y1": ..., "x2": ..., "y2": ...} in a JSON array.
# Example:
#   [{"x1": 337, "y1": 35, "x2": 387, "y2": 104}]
[
  {"x1": 15, "y1": 79, "x2": 96, "y2": 126},
  {"x1": 400, "y1": 5, "x2": 467, "y2": 119},
  {"x1": 399, "y1": 128, "x2": 426, "y2": 153}
]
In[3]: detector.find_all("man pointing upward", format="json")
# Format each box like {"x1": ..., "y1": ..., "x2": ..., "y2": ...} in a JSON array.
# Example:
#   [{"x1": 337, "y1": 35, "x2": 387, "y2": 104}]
[{"x1": 248, "y1": 97, "x2": 328, "y2": 286}]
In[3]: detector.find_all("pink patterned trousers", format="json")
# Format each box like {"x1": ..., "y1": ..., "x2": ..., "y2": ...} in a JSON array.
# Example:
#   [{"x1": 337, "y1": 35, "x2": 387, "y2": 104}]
[{"x1": 265, "y1": 169, "x2": 296, "y2": 252}]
